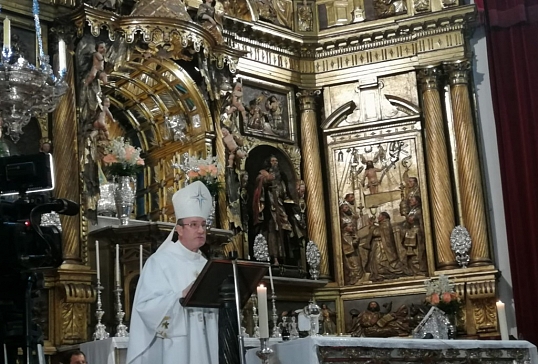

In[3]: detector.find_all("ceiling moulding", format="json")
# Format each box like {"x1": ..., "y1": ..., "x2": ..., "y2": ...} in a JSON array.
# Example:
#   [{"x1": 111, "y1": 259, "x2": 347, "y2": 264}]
[{"x1": 61, "y1": 3, "x2": 247, "y2": 73}]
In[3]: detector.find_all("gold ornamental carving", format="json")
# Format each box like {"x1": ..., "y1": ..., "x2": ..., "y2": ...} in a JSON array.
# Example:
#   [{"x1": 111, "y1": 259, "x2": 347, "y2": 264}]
[
  {"x1": 56, "y1": 282, "x2": 95, "y2": 345},
  {"x1": 444, "y1": 60, "x2": 491, "y2": 267},
  {"x1": 417, "y1": 66, "x2": 457, "y2": 270}
]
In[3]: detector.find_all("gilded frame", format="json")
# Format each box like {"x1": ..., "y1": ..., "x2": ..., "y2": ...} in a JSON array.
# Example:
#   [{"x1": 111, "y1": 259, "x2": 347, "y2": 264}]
[{"x1": 238, "y1": 75, "x2": 296, "y2": 144}]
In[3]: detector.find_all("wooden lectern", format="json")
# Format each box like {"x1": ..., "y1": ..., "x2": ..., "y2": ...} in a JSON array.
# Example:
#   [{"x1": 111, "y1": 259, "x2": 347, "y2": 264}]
[{"x1": 181, "y1": 259, "x2": 269, "y2": 364}]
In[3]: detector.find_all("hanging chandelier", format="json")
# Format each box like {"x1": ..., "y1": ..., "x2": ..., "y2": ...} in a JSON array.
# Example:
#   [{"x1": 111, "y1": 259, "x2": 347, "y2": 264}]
[{"x1": 0, "y1": 0, "x2": 67, "y2": 143}]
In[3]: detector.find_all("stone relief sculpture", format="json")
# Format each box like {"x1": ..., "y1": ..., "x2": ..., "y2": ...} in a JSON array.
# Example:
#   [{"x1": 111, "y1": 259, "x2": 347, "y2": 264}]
[
  {"x1": 348, "y1": 301, "x2": 412, "y2": 337},
  {"x1": 297, "y1": 4, "x2": 313, "y2": 32},
  {"x1": 252, "y1": 0, "x2": 294, "y2": 28},
  {"x1": 373, "y1": 0, "x2": 408, "y2": 18}
]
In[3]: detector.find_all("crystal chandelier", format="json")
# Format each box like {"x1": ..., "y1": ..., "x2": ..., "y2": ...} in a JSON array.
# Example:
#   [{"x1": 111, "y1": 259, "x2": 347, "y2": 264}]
[{"x1": 0, "y1": 0, "x2": 67, "y2": 143}]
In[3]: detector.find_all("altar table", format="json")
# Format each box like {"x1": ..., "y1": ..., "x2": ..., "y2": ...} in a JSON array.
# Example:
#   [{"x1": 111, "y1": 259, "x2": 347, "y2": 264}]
[{"x1": 245, "y1": 336, "x2": 537, "y2": 364}]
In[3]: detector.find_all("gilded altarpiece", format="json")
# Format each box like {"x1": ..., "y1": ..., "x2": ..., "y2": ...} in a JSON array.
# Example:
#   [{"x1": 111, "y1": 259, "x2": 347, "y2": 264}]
[{"x1": 322, "y1": 72, "x2": 432, "y2": 286}]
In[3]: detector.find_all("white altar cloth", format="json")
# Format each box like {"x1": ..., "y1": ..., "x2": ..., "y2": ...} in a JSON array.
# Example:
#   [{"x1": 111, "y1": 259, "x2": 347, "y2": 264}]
[
  {"x1": 80, "y1": 337, "x2": 129, "y2": 364},
  {"x1": 245, "y1": 336, "x2": 538, "y2": 364}
]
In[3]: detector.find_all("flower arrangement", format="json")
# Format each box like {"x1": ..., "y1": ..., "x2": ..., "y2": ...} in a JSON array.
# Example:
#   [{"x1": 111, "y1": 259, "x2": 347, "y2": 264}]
[
  {"x1": 102, "y1": 137, "x2": 145, "y2": 177},
  {"x1": 424, "y1": 275, "x2": 462, "y2": 316},
  {"x1": 176, "y1": 154, "x2": 222, "y2": 196}
]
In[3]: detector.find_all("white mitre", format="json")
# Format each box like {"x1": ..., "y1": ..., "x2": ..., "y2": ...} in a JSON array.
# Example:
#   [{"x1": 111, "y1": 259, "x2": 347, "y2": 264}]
[{"x1": 172, "y1": 180, "x2": 212, "y2": 220}]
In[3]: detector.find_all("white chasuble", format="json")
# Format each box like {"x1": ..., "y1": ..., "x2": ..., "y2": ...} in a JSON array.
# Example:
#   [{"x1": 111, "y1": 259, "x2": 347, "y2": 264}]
[{"x1": 127, "y1": 235, "x2": 219, "y2": 364}]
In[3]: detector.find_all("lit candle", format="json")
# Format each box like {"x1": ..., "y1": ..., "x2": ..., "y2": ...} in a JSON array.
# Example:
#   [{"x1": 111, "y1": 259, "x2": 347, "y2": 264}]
[
  {"x1": 496, "y1": 300, "x2": 509, "y2": 340},
  {"x1": 115, "y1": 244, "x2": 120, "y2": 287},
  {"x1": 139, "y1": 244, "x2": 143, "y2": 273},
  {"x1": 3, "y1": 17, "x2": 10, "y2": 52},
  {"x1": 268, "y1": 266, "x2": 275, "y2": 293},
  {"x1": 95, "y1": 240, "x2": 101, "y2": 282},
  {"x1": 257, "y1": 284, "x2": 269, "y2": 338},
  {"x1": 58, "y1": 39, "x2": 66, "y2": 71}
]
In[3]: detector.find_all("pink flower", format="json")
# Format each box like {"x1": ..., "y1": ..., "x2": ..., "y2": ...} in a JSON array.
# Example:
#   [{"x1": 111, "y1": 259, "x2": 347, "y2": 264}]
[
  {"x1": 198, "y1": 166, "x2": 208, "y2": 176},
  {"x1": 188, "y1": 170, "x2": 199, "y2": 179},
  {"x1": 430, "y1": 293, "x2": 440, "y2": 305},
  {"x1": 207, "y1": 164, "x2": 218, "y2": 176},
  {"x1": 103, "y1": 154, "x2": 118, "y2": 164},
  {"x1": 136, "y1": 158, "x2": 145, "y2": 166},
  {"x1": 125, "y1": 145, "x2": 135, "y2": 161},
  {"x1": 442, "y1": 292, "x2": 452, "y2": 303}
]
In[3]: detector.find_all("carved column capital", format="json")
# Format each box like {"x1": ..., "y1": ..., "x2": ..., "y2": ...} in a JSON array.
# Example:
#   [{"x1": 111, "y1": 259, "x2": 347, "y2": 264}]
[
  {"x1": 417, "y1": 65, "x2": 443, "y2": 91},
  {"x1": 444, "y1": 60, "x2": 471, "y2": 85},
  {"x1": 296, "y1": 89, "x2": 321, "y2": 111}
]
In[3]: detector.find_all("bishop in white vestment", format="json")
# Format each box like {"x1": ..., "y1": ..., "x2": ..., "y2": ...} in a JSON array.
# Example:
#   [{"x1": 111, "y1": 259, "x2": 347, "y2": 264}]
[{"x1": 127, "y1": 181, "x2": 219, "y2": 364}]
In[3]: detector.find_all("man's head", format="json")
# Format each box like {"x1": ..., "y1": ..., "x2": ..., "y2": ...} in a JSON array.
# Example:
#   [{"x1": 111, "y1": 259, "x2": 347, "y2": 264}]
[
  {"x1": 66, "y1": 350, "x2": 86, "y2": 364},
  {"x1": 269, "y1": 155, "x2": 278, "y2": 168},
  {"x1": 172, "y1": 181, "x2": 212, "y2": 252},
  {"x1": 221, "y1": 126, "x2": 230, "y2": 137},
  {"x1": 378, "y1": 211, "x2": 390, "y2": 222},
  {"x1": 409, "y1": 195, "x2": 421, "y2": 207},
  {"x1": 40, "y1": 142, "x2": 51, "y2": 154},
  {"x1": 367, "y1": 301, "x2": 380, "y2": 312},
  {"x1": 344, "y1": 193, "x2": 355, "y2": 205}
]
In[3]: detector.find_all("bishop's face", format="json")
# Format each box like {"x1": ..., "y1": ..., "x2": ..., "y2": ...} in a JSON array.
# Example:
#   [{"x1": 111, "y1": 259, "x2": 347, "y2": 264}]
[{"x1": 176, "y1": 217, "x2": 208, "y2": 252}]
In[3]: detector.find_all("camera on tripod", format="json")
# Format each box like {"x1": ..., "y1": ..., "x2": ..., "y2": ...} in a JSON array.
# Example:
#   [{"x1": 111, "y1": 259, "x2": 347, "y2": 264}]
[{"x1": 0, "y1": 153, "x2": 80, "y2": 364}]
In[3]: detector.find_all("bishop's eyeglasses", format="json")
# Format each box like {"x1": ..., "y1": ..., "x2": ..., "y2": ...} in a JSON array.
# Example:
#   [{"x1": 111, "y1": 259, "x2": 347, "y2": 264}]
[{"x1": 178, "y1": 221, "x2": 208, "y2": 230}]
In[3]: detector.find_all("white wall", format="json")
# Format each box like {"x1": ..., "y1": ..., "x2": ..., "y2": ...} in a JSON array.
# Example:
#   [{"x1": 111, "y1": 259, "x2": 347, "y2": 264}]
[{"x1": 468, "y1": 2, "x2": 517, "y2": 337}]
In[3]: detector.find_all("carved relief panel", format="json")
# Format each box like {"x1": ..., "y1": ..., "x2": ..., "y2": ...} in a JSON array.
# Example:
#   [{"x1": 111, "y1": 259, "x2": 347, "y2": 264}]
[{"x1": 322, "y1": 71, "x2": 433, "y2": 286}]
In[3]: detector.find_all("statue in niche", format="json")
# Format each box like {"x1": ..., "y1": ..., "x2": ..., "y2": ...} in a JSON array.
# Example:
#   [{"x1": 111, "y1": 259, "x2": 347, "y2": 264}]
[
  {"x1": 297, "y1": 4, "x2": 313, "y2": 32},
  {"x1": 373, "y1": 0, "x2": 407, "y2": 18},
  {"x1": 349, "y1": 301, "x2": 411, "y2": 337},
  {"x1": 320, "y1": 304, "x2": 336, "y2": 335},
  {"x1": 252, "y1": 154, "x2": 305, "y2": 266},
  {"x1": 196, "y1": 0, "x2": 225, "y2": 44},
  {"x1": 251, "y1": 0, "x2": 293, "y2": 28}
]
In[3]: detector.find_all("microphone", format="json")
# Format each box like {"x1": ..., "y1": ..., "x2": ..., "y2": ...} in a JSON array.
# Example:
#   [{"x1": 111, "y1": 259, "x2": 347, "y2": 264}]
[{"x1": 32, "y1": 198, "x2": 80, "y2": 216}]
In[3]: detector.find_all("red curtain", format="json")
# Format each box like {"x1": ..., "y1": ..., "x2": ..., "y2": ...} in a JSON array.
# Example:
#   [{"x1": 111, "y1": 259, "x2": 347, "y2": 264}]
[{"x1": 480, "y1": 0, "x2": 538, "y2": 344}]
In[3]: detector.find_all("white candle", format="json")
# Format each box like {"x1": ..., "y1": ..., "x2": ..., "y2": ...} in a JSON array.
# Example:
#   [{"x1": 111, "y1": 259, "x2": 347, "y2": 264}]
[
  {"x1": 95, "y1": 240, "x2": 101, "y2": 282},
  {"x1": 268, "y1": 266, "x2": 275, "y2": 293},
  {"x1": 139, "y1": 244, "x2": 143, "y2": 273},
  {"x1": 257, "y1": 285, "x2": 269, "y2": 338},
  {"x1": 115, "y1": 244, "x2": 120, "y2": 287},
  {"x1": 3, "y1": 17, "x2": 10, "y2": 51},
  {"x1": 496, "y1": 300, "x2": 509, "y2": 340},
  {"x1": 58, "y1": 39, "x2": 66, "y2": 71}
]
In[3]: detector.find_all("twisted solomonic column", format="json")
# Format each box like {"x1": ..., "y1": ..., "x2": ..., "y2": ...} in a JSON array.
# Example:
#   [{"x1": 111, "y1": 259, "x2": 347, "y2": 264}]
[
  {"x1": 417, "y1": 66, "x2": 458, "y2": 270},
  {"x1": 52, "y1": 40, "x2": 81, "y2": 265},
  {"x1": 296, "y1": 89, "x2": 329, "y2": 278},
  {"x1": 444, "y1": 60, "x2": 492, "y2": 267}
]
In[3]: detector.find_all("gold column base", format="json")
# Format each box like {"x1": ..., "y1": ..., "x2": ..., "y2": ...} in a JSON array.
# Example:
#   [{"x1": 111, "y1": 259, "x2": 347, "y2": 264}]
[{"x1": 51, "y1": 266, "x2": 95, "y2": 347}]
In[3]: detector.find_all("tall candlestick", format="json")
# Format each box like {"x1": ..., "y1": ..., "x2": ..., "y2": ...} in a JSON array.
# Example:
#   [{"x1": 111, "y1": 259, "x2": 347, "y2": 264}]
[
  {"x1": 257, "y1": 285, "x2": 269, "y2": 338},
  {"x1": 3, "y1": 17, "x2": 10, "y2": 51},
  {"x1": 115, "y1": 244, "x2": 120, "y2": 287},
  {"x1": 95, "y1": 240, "x2": 101, "y2": 282},
  {"x1": 496, "y1": 300, "x2": 509, "y2": 340},
  {"x1": 139, "y1": 245, "x2": 143, "y2": 273},
  {"x1": 268, "y1": 266, "x2": 275, "y2": 293},
  {"x1": 58, "y1": 39, "x2": 66, "y2": 71}
]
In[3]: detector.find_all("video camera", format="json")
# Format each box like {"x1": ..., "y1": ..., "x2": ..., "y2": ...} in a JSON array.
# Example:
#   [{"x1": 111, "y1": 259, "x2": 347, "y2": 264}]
[{"x1": 0, "y1": 153, "x2": 80, "y2": 364}]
